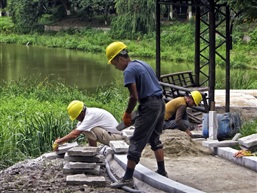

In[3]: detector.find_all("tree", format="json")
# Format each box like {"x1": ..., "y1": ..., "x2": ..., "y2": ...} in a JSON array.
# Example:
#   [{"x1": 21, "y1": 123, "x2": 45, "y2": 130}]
[
  {"x1": 7, "y1": 0, "x2": 46, "y2": 33},
  {"x1": 227, "y1": 0, "x2": 257, "y2": 21},
  {"x1": 110, "y1": 0, "x2": 156, "y2": 39},
  {"x1": 6, "y1": 0, "x2": 114, "y2": 33}
]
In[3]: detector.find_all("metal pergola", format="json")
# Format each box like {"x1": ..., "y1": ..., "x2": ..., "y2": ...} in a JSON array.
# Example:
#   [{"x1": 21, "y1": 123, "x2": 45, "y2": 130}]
[{"x1": 156, "y1": 0, "x2": 235, "y2": 112}]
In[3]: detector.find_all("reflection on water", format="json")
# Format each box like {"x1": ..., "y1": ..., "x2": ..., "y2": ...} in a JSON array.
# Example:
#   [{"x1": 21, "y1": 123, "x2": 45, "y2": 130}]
[
  {"x1": 0, "y1": 44, "x2": 194, "y2": 92},
  {"x1": 2, "y1": 43, "x2": 253, "y2": 93},
  {"x1": 0, "y1": 43, "x2": 122, "y2": 92}
]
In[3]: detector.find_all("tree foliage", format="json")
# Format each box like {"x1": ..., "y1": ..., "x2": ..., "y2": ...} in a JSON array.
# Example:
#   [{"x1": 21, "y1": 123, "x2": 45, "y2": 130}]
[
  {"x1": 7, "y1": 0, "x2": 45, "y2": 33},
  {"x1": 6, "y1": 0, "x2": 114, "y2": 33},
  {"x1": 110, "y1": 0, "x2": 156, "y2": 39},
  {"x1": 227, "y1": 0, "x2": 257, "y2": 21}
]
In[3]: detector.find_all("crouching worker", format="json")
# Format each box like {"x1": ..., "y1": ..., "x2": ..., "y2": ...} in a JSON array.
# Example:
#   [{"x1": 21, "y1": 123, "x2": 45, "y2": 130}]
[
  {"x1": 52, "y1": 100, "x2": 123, "y2": 151},
  {"x1": 163, "y1": 91, "x2": 203, "y2": 137}
]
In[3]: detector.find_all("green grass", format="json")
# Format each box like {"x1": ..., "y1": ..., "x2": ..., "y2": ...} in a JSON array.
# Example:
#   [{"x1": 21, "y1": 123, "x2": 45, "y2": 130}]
[
  {"x1": 240, "y1": 120, "x2": 257, "y2": 137},
  {"x1": 0, "y1": 76, "x2": 127, "y2": 169},
  {"x1": 0, "y1": 17, "x2": 257, "y2": 169}
]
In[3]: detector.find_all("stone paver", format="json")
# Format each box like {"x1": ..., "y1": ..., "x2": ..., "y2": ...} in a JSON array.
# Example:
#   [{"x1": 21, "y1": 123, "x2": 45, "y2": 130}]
[
  {"x1": 109, "y1": 140, "x2": 129, "y2": 153},
  {"x1": 64, "y1": 152, "x2": 104, "y2": 163},
  {"x1": 67, "y1": 146, "x2": 98, "y2": 157},
  {"x1": 63, "y1": 163, "x2": 100, "y2": 175},
  {"x1": 238, "y1": 134, "x2": 257, "y2": 148},
  {"x1": 66, "y1": 174, "x2": 106, "y2": 186},
  {"x1": 202, "y1": 139, "x2": 238, "y2": 148}
]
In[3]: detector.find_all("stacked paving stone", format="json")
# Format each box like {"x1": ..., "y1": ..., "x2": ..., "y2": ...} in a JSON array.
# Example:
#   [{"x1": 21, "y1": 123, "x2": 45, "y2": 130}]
[
  {"x1": 42, "y1": 142, "x2": 79, "y2": 159},
  {"x1": 64, "y1": 146, "x2": 106, "y2": 186},
  {"x1": 238, "y1": 134, "x2": 257, "y2": 152},
  {"x1": 42, "y1": 140, "x2": 130, "y2": 186}
]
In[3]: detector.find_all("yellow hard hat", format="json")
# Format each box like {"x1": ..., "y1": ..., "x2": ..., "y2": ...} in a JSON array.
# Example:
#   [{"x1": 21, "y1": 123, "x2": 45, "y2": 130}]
[
  {"x1": 190, "y1": 91, "x2": 202, "y2": 106},
  {"x1": 67, "y1": 100, "x2": 84, "y2": 121},
  {"x1": 106, "y1": 41, "x2": 127, "y2": 64}
]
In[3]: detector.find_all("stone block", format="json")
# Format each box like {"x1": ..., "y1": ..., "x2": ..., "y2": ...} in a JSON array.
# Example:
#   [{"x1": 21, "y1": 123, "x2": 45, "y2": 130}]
[
  {"x1": 109, "y1": 140, "x2": 129, "y2": 153},
  {"x1": 69, "y1": 162, "x2": 96, "y2": 169},
  {"x1": 64, "y1": 152, "x2": 104, "y2": 163},
  {"x1": 66, "y1": 174, "x2": 106, "y2": 186},
  {"x1": 208, "y1": 111, "x2": 218, "y2": 140},
  {"x1": 232, "y1": 133, "x2": 242, "y2": 141},
  {"x1": 56, "y1": 142, "x2": 78, "y2": 155},
  {"x1": 202, "y1": 139, "x2": 238, "y2": 148},
  {"x1": 67, "y1": 146, "x2": 98, "y2": 157},
  {"x1": 122, "y1": 127, "x2": 135, "y2": 137},
  {"x1": 63, "y1": 163, "x2": 100, "y2": 175},
  {"x1": 42, "y1": 152, "x2": 59, "y2": 159},
  {"x1": 238, "y1": 134, "x2": 257, "y2": 148}
]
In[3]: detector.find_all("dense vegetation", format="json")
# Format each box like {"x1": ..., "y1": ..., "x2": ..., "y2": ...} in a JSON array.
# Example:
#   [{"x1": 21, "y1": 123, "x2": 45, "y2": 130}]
[
  {"x1": 0, "y1": 0, "x2": 257, "y2": 169},
  {"x1": 0, "y1": 77, "x2": 128, "y2": 169}
]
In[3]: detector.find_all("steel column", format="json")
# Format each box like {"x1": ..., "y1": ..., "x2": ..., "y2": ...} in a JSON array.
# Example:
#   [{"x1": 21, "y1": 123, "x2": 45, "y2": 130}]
[
  {"x1": 209, "y1": 0, "x2": 216, "y2": 111},
  {"x1": 194, "y1": 6, "x2": 201, "y2": 87},
  {"x1": 156, "y1": 0, "x2": 161, "y2": 80},
  {"x1": 225, "y1": 5, "x2": 231, "y2": 112}
]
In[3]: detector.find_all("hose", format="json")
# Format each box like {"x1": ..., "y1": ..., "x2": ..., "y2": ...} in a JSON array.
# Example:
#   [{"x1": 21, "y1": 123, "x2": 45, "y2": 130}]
[{"x1": 104, "y1": 158, "x2": 144, "y2": 193}]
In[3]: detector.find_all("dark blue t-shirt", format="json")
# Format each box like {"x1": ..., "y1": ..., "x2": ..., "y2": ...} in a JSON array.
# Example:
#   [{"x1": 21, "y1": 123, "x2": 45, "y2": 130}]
[{"x1": 123, "y1": 60, "x2": 162, "y2": 100}]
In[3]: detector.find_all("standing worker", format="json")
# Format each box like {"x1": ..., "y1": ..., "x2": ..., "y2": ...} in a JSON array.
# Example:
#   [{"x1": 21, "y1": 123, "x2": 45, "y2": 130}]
[
  {"x1": 106, "y1": 41, "x2": 168, "y2": 188},
  {"x1": 52, "y1": 100, "x2": 123, "y2": 150},
  {"x1": 163, "y1": 91, "x2": 203, "y2": 136}
]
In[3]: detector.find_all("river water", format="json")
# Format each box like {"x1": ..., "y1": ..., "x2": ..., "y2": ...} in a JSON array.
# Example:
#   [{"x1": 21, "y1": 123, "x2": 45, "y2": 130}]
[
  {"x1": 0, "y1": 43, "x2": 193, "y2": 93},
  {"x1": 1, "y1": 43, "x2": 255, "y2": 94}
]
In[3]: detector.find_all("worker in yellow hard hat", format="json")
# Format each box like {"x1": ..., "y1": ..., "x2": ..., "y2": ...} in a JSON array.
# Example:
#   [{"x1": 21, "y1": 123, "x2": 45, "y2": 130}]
[
  {"x1": 106, "y1": 41, "x2": 168, "y2": 188},
  {"x1": 52, "y1": 100, "x2": 123, "y2": 151},
  {"x1": 163, "y1": 90, "x2": 203, "y2": 137}
]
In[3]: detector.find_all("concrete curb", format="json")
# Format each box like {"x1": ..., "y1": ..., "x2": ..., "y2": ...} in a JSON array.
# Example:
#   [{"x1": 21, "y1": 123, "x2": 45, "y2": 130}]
[
  {"x1": 113, "y1": 154, "x2": 205, "y2": 193},
  {"x1": 217, "y1": 147, "x2": 257, "y2": 171}
]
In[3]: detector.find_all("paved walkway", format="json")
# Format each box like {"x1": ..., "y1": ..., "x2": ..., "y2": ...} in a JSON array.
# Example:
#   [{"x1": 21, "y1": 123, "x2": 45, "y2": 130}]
[{"x1": 214, "y1": 89, "x2": 257, "y2": 108}]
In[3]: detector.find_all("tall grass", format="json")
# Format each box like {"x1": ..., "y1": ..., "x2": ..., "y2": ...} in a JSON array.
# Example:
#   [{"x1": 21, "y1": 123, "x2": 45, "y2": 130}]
[
  {"x1": 1, "y1": 18, "x2": 257, "y2": 169},
  {"x1": 0, "y1": 76, "x2": 127, "y2": 169}
]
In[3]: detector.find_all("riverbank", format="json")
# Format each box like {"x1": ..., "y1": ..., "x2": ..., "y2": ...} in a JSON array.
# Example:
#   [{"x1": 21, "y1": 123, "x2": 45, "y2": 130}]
[{"x1": 1, "y1": 17, "x2": 257, "y2": 69}]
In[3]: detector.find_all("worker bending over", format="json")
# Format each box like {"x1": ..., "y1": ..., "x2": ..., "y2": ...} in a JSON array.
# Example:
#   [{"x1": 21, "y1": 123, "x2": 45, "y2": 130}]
[
  {"x1": 52, "y1": 100, "x2": 123, "y2": 151},
  {"x1": 163, "y1": 91, "x2": 203, "y2": 136}
]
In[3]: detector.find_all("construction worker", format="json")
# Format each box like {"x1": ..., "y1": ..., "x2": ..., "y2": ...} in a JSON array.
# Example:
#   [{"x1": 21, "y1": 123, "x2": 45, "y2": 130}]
[
  {"x1": 163, "y1": 91, "x2": 203, "y2": 136},
  {"x1": 106, "y1": 41, "x2": 167, "y2": 188},
  {"x1": 52, "y1": 100, "x2": 123, "y2": 151}
]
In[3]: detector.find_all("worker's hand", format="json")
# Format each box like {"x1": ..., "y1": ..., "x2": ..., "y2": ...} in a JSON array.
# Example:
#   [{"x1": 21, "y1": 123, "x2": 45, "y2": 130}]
[
  {"x1": 52, "y1": 141, "x2": 59, "y2": 151},
  {"x1": 122, "y1": 112, "x2": 132, "y2": 127}
]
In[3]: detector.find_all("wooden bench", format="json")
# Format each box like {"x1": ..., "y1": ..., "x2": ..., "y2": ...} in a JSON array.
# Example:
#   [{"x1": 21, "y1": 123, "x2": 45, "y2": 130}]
[{"x1": 159, "y1": 71, "x2": 209, "y2": 113}]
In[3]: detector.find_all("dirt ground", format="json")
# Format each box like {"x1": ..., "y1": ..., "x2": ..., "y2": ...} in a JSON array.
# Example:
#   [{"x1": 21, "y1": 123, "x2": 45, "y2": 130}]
[
  {"x1": 141, "y1": 130, "x2": 257, "y2": 193},
  {"x1": 0, "y1": 156, "x2": 127, "y2": 193},
  {"x1": 1, "y1": 129, "x2": 256, "y2": 193}
]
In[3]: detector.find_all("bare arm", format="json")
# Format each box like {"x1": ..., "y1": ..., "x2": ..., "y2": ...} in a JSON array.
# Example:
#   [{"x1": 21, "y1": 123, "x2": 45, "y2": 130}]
[
  {"x1": 55, "y1": 129, "x2": 82, "y2": 145},
  {"x1": 125, "y1": 83, "x2": 138, "y2": 113},
  {"x1": 175, "y1": 105, "x2": 188, "y2": 131}
]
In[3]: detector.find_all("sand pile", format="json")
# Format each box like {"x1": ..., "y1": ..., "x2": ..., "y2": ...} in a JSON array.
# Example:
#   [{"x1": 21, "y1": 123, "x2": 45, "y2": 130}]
[{"x1": 142, "y1": 129, "x2": 211, "y2": 158}]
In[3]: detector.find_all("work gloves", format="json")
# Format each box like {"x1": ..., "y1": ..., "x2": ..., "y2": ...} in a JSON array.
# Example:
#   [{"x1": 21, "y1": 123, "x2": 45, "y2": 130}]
[
  {"x1": 52, "y1": 142, "x2": 59, "y2": 151},
  {"x1": 122, "y1": 112, "x2": 132, "y2": 127}
]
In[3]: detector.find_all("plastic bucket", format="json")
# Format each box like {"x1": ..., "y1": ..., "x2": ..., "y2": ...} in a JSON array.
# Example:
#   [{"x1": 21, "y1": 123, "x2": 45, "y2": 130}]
[{"x1": 202, "y1": 112, "x2": 241, "y2": 141}]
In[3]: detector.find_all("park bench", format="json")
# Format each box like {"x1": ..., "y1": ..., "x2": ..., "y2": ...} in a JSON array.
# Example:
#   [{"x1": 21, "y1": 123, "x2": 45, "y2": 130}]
[{"x1": 159, "y1": 71, "x2": 209, "y2": 123}]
